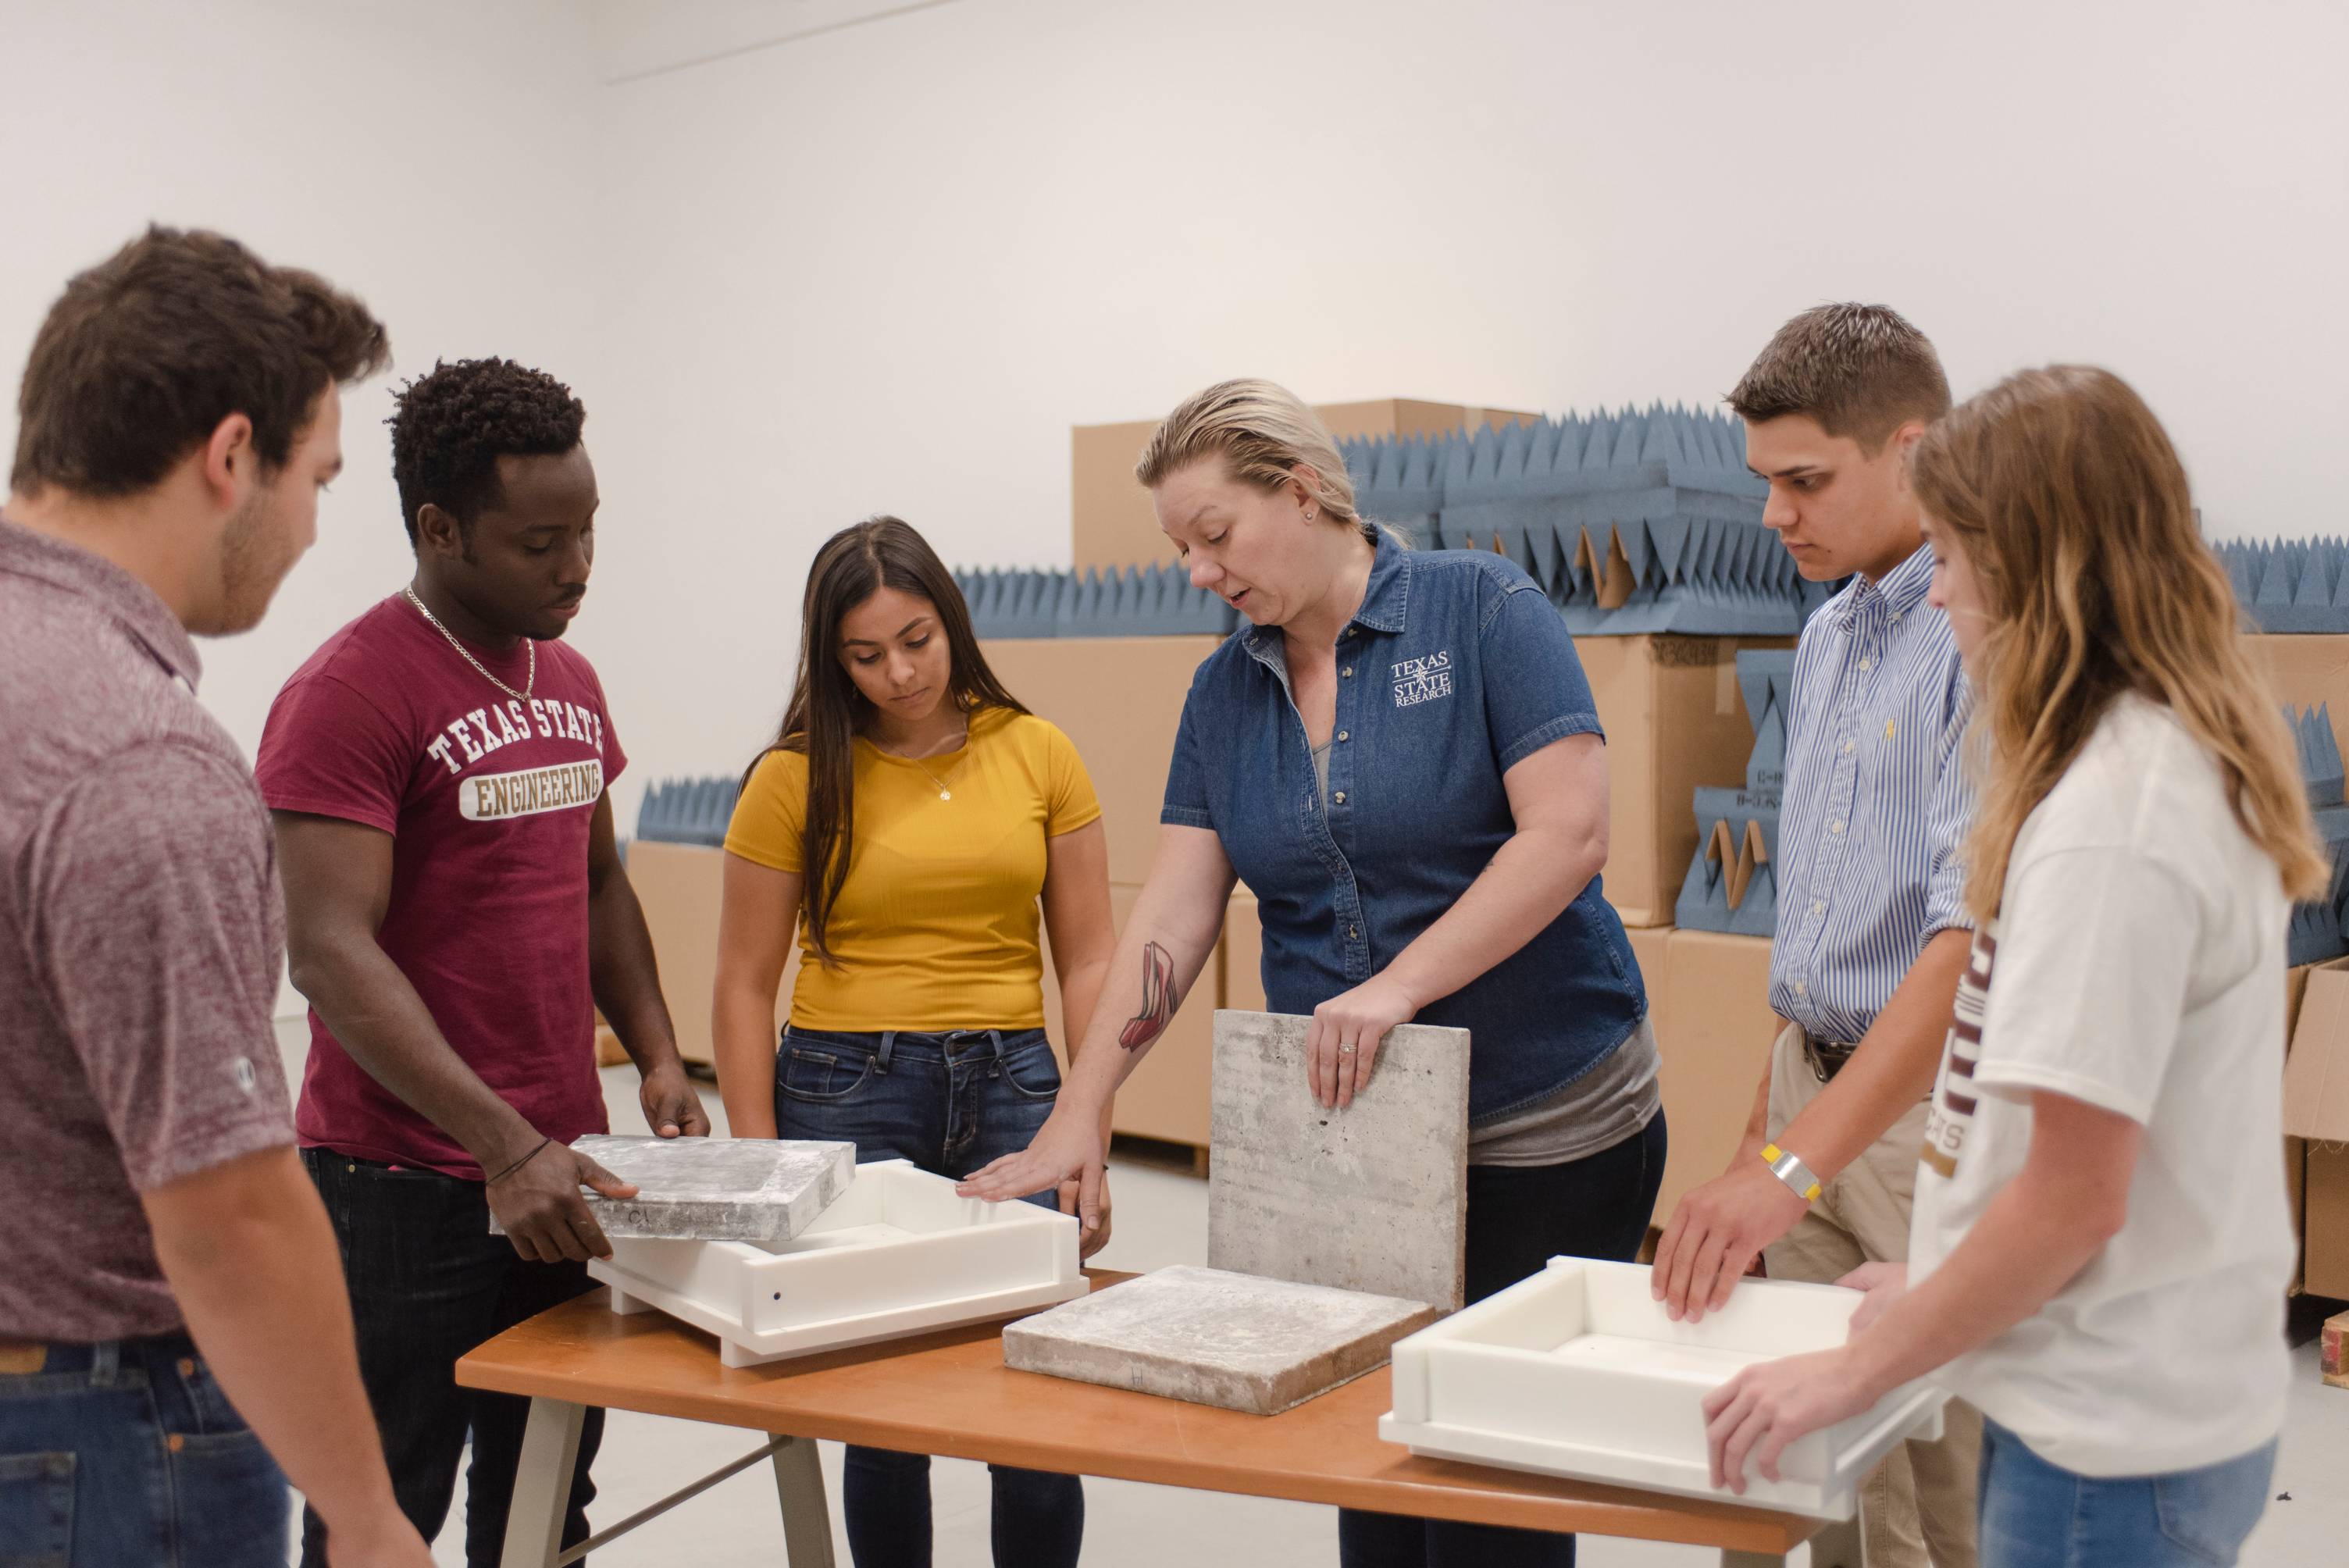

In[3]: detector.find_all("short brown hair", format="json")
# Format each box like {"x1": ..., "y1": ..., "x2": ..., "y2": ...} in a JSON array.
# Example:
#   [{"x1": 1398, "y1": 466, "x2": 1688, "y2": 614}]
[
  {"x1": 12, "y1": 226, "x2": 390, "y2": 499},
  {"x1": 1727, "y1": 303, "x2": 1950, "y2": 452}
]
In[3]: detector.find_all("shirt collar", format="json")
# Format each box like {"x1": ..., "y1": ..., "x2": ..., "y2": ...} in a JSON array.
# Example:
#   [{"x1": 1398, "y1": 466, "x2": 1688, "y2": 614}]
[
  {"x1": 1243, "y1": 531, "x2": 1413, "y2": 654},
  {"x1": 0, "y1": 512, "x2": 204, "y2": 689},
  {"x1": 1835, "y1": 541, "x2": 1935, "y2": 631}
]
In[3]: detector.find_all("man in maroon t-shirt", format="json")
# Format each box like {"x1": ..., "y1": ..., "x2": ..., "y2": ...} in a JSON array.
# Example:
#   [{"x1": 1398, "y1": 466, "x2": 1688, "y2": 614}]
[{"x1": 256, "y1": 358, "x2": 707, "y2": 1567}]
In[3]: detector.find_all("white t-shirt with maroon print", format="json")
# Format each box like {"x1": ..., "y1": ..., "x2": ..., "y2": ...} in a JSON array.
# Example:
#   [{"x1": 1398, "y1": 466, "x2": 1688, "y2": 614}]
[{"x1": 1910, "y1": 695, "x2": 2294, "y2": 1477}]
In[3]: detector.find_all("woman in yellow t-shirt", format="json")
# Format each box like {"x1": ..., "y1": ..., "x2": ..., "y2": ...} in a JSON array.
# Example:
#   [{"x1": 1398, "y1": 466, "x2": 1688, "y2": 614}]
[{"x1": 712, "y1": 515, "x2": 1111, "y2": 1568}]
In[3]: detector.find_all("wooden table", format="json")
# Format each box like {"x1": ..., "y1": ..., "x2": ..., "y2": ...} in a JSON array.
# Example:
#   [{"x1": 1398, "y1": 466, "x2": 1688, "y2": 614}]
[{"x1": 457, "y1": 1277, "x2": 1855, "y2": 1567}]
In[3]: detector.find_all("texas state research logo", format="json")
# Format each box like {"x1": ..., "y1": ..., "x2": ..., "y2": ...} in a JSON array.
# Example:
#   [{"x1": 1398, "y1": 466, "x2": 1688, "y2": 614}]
[{"x1": 1392, "y1": 650, "x2": 1453, "y2": 707}]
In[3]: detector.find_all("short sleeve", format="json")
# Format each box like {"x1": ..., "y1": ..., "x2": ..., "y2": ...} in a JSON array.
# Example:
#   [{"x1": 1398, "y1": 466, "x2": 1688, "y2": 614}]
[
  {"x1": 1971, "y1": 845, "x2": 2196, "y2": 1124},
  {"x1": 586, "y1": 663, "x2": 629, "y2": 788},
  {"x1": 27, "y1": 745, "x2": 296, "y2": 1189},
  {"x1": 1160, "y1": 675, "x2": 1214, "y2": 830},
  {"x1": 1921, "y1": 665, "x2": 1979, "y2": 938},
  {"x1": 1039, "y1": 721, "x2": 1103, "y2": 837},
  {"x1": 725, "y1": 748, "x2": 808, "y2": 873},
  {"x1": 1480, "y1": 579, "x2": 1603, "y2": 771},
  {"x1": 254, "y1": 672, "x2": 411, "y2": 834}
]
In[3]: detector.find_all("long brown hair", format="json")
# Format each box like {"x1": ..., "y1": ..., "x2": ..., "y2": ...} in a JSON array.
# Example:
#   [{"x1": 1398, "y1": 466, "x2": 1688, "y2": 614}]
[
  {"x1": 1910, "y1": 366, "x2": 2326, "y2": 920},
  {"x1": 749, "y1": 516, "x2": 1028, "y2": 965}
]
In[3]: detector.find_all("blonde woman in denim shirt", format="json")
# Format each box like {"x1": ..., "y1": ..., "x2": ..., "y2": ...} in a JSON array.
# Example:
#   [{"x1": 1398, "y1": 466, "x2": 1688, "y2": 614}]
[{"x1": 965, "y1": 380, "x2": 1664, "y2": 1568}]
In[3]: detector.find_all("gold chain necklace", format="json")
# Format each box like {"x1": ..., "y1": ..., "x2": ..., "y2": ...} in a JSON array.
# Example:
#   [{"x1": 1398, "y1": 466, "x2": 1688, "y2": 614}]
[
  {"x1": 403, "y1": 586, "x2": 534, "y2": 701},
  {"x1": 873, "y1": 716, "x2": 969, "y2": 800}
]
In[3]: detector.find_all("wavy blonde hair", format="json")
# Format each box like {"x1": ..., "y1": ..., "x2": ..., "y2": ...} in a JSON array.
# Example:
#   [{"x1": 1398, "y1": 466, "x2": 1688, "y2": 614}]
[
  {"x1": 1912, "y1": 365, "x2": 2326, "y2": 920},
  {"x1": 1133, "y1": 377, "x2": 1400, "y2": 547}
]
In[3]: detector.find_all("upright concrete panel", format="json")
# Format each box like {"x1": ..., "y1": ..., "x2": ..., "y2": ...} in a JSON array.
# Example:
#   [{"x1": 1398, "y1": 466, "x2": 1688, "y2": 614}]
[{"x1": 1207, "y1": 1010, "x2": 1470, "y2": 1310}]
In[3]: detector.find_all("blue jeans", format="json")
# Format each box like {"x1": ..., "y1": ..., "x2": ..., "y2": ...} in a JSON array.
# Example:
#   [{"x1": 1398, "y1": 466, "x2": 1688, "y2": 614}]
[
  {"x1": 296, "y1": 1149, "x2": 601, "y2": 1568},
  {"x1": 1337, "y1": 1110, "x2": 1669, "y2": 1568},
  {"x1": 1977, "y1": 1417, "x2": 2275, "y2": 1568},
  {"x1": 774, "y1": 1025, "x2": 1084, "y2": 1568},
  {"x1": 0, "y1": 1330, "x2": 287, "y2": 1566}
]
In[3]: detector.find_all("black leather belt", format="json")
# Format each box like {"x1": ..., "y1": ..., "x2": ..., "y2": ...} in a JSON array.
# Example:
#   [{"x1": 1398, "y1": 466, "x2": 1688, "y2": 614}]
[{"x1": 1804, "y1": 1032, "x2": 1859, "y2": 1082}]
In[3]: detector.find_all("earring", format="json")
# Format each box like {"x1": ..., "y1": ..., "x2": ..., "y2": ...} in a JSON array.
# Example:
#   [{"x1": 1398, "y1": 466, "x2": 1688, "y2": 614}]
[{"x1": 1305, "y1": 508, "x2": 1317, "y2": 521}]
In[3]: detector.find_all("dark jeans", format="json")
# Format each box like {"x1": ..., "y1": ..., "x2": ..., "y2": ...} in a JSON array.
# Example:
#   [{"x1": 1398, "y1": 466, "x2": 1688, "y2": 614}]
[
  {"x1": 1337, "y1": 1110, "x2": 1669, "y2": 1568},
  {"x1": 297, "y1": 1148, "x2": 604, "y2": 1568},
  {"x1": 0, "y1": 1331, "x2": 287, "y2": 1566},
  {"x1": 775, "y1": 1025, "x2": 1085, "y2": 1568}
]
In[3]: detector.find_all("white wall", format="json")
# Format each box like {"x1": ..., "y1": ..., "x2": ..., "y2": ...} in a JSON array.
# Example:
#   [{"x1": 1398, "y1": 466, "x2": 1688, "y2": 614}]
[
  {"x1": 0, "y1": 0, "x2": 604, "y2": 768},
  {"x1": 6, "y1": 0, "x2": 2347, "y2": 836}
]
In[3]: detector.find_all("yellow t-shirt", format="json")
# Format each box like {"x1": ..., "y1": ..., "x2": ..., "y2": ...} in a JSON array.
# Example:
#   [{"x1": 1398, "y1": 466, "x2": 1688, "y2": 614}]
[{"x1": 723, "y1": 705, "x2": 1103, "y2": 1031}]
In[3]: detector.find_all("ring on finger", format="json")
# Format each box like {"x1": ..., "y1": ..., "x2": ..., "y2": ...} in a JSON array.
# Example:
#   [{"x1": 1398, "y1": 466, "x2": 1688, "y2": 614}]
[{"x1": 1338, "y1": 1042, "x2": 1358, "y2": 1057}]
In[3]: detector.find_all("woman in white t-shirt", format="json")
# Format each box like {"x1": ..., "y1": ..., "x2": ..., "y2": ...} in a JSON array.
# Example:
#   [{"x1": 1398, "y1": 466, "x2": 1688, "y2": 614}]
[{"x1": 1702, "y1": 365, "x2": 2326, "y2": 1567}]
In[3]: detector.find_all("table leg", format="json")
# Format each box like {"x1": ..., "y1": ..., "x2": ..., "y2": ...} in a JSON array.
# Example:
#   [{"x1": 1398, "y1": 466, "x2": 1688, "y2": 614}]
[
  {"x1": 771, "y1": 1434, "x2": 836, "y2": 1566},
  {"x1": 1805, "y1": 1513, "x2": 1862, "y2": 1567},
  {"x1": 1720, "y1": 1510, "x2": 1862, "y2": 1568},
  {"x1": 499, "y1": 1397, "x2": 587, "y2": 1568}
]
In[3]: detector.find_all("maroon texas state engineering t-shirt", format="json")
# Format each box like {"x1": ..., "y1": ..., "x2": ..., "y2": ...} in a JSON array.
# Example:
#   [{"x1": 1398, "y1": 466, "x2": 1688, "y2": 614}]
[{"x1": 255, "y1": 593, "x2": 624, "y2": 1178}]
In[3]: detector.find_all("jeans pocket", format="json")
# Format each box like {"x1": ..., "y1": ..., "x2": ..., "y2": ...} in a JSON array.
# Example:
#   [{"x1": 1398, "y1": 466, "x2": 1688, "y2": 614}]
[
  {"x1": 167, "y1": 1428, "x2": 288, "y2": 1567},
  {"x1": 996, "y1": 1041, "x2": 1065, "y2": 1102},
  {"x1": 2153, "y1": 1443, "x2": 2275, "y2": 1566},
  {"x1": 779, "y1": 1046, "x2": 876, "y2": 1104},
  {"x1": 0, "y1": 1451, "x2": 74, "y2": 1568}
]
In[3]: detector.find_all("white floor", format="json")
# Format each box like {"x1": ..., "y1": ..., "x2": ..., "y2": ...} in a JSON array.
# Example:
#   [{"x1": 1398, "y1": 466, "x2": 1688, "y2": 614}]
[{"x1": 277, "y1": 1022, "x2": 2346, "y2": 1566}]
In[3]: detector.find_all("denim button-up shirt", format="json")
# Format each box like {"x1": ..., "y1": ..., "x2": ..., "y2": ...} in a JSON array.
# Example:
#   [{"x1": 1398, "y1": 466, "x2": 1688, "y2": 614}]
[{"x1": 1162, "y1": 539, "x2": 1647, "y2": 1122}]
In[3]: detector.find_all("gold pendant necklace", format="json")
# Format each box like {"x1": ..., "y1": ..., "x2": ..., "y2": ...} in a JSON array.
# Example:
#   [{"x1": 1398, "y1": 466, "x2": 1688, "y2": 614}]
[{"x1": 879, "y1": 717, "x2": 969, "y2": 800}]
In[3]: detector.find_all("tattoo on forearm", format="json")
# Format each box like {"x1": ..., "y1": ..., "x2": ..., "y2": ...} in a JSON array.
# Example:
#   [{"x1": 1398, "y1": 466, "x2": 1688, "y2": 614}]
[{"x1": 1120, "y1": 941, "x2": 1178, "y2": 1052}]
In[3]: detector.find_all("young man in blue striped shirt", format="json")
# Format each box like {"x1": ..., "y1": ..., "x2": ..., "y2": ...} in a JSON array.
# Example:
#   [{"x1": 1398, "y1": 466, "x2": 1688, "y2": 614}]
[{"x1": 1653, "y1": 304, "x2": 1980, "y2": 1568}]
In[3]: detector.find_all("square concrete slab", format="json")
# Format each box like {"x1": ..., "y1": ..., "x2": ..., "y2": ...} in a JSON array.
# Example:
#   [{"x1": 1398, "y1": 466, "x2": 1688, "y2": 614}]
[
  {"x1": 1002, "y1": 1263, "x2": 1438, "y2": 1415},
  {"x1": 1207, "y1": 1010, "x2": 1470, "y2": 1310},
  {"x1": 489, "y1": 1134, "x2": 855, "y2": 1247}
]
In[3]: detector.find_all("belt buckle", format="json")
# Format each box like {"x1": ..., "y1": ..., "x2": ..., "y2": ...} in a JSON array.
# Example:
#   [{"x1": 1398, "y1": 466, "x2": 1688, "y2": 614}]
[
  {"x1": 0, "y1": 1343, "x2": 47, "y2": 1375},
  {"x1": 1805, "y1": 1033, "x2": 1849, "y2": 1082}
]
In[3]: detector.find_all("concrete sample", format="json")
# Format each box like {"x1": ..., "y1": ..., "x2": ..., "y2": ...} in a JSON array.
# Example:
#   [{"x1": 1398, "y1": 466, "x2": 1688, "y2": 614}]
[
  {"x1": 1381, "y1": 1256, "x2": 1950, "y2": 1519},
  {"x1": 592, "y1": 1160, "x2": 1086, "y2": 1368},
  {"x1": 493, "y1": 1134, "x2": 854, "y2": 1247},
  {"x1": 1003, "y1": 1263, "x2": 1438, "y2": 1416},
  {"x1": 1207, "y1": 1010, "x2": 1470, "y2": 1311}
]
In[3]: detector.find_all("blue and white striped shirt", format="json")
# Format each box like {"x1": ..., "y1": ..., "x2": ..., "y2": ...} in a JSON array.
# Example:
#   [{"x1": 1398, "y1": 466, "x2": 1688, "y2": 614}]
[{"x1": 1769, "y1": 543, "x2": 1974, "y2": 1043}]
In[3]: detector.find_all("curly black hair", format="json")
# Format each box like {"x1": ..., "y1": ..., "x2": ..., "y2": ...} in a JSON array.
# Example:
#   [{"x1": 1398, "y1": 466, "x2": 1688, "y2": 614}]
[{"x1": 387, "y1": 357, "x2": 585, "y2": 543}]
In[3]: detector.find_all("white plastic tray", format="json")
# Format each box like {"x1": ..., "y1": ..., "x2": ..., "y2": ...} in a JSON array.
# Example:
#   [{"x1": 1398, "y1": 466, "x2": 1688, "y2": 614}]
[
  {"x1": 1378, "y1": 1256, "x2": 1948, "y2": 1518},
  {"x1": 589, "y1": 1160, "x2": 1088, "y2": 1367}
]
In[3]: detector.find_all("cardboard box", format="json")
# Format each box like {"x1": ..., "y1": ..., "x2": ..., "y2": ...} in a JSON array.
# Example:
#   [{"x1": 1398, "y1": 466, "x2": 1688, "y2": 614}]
[
  {"x1": 2322, "y1": 1310, "x2": 2348, "y2": 1388},
  {"x1": 2243, "y1": 635, "x2": 2349, "y2": 763},
  {"x1": 1040, "y1": 882, "x2": 1218, "y2": 1148},
  {"x1": 1651, "y1": 928, "x2": 1780, "y2": 1225},
  {"x1": 2283, "y1": 957, "x2": 2349, "y2": 1292},
  {"x1": 1072, "y1": 399, "x2": 1540, "y2": 573},
  {"x1": 1578, "y1": 636, "x2": 1795, "y2": 928},
  {"x1": 627, "y1": 839, "x2": 797, "y2": 1070},
  {"x1": 981, "y1": 635, "x2": 1223, "y2": 885},
  {"x1": 2284, "y1": 966, "x2": 2349, "y2": 1299},
  {"x1": 1224, "y1": 891, "x2": 1265, "y2": 1014}
]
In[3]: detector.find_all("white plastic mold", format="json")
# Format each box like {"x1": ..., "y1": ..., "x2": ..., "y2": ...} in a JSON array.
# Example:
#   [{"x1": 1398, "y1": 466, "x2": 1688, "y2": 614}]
[
  {"x1": 1378, "y1": 1256, "x2": 1948, "y2": 1519},
  {"x1": 588, "y1": 1160, "x2": 1088, "y2": 1367}
]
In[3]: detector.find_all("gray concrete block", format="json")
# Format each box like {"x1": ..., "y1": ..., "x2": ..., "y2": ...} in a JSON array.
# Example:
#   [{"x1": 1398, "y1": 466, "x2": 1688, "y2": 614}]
[
  {"x1": 1001, "y1": 1263, "x2": 1438, "y2": 1415},
  {"x1": 1207, "y1": 1010, "x2": 1469, "y2": 1311},
  {"x1": 488, "y1": 1135, "x2": 855, "y2": 1247}
]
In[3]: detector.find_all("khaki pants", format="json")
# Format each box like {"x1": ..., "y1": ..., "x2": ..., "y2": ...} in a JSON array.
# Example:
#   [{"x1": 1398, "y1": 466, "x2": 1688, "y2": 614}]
[{"x1": 1763, "y1": 1021, "x2": 1981, "y2": 1568}]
